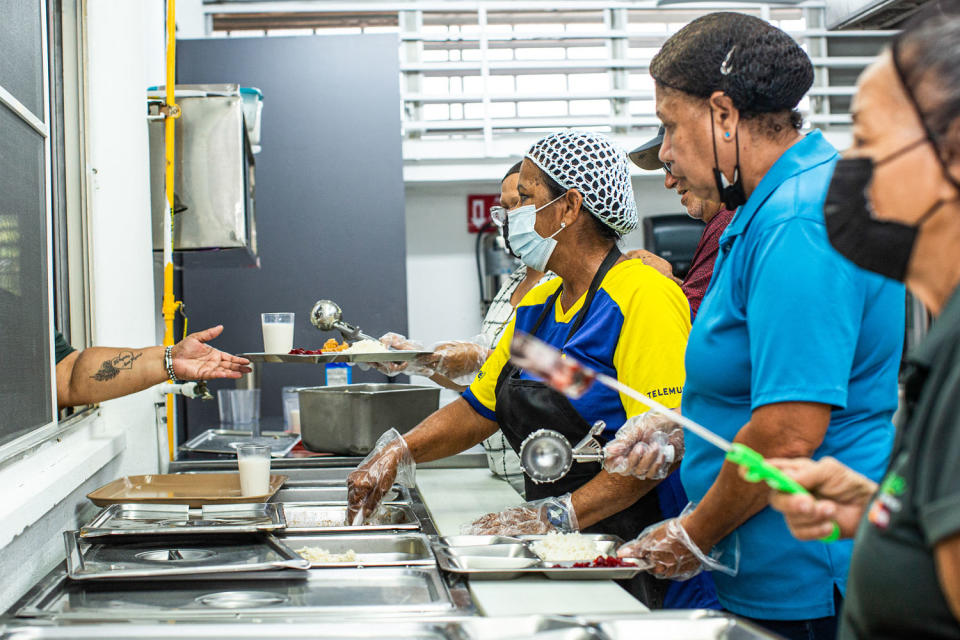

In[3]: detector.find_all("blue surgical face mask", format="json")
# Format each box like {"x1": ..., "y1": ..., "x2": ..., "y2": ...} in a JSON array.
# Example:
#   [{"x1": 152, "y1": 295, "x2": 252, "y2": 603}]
[{"x1": 506, "y1": 194, "x2": 566, "y2": 272}]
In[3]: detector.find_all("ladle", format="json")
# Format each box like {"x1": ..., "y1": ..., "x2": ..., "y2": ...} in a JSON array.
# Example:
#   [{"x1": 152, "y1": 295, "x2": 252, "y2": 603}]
[
  {"x1": 309, "y1": 299, "x2": 379, "y2": 343},
  {"x1": 519, "y1": 421, "x2": 606, "y2": 484}
]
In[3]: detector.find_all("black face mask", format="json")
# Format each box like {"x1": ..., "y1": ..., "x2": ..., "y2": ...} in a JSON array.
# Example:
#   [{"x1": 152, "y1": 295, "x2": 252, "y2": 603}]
[
  {"x1": 825, "y1": 145, "x2": 955, "y2": 282},
  {"x1": 710, "y1": 110, "x2": 747, "y2": 211},
  {"x1": 825, "y1": 155, "x2": 925, "y2": 282}
]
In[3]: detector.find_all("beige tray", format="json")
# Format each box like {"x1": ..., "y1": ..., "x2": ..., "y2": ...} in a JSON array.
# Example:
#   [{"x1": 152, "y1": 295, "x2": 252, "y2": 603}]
[{"x1": 87, "y1": 473, "x2": 288, "y2": 507}]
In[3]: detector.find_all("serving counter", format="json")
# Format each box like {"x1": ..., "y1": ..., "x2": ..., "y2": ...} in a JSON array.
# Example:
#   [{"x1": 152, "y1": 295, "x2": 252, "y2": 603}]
[
  {"x1": 0, "y1": 453, "x2": 775, "y2": 640},
  {"x1": 416, "y1": 468, "x2": 648, "y2": 617}
]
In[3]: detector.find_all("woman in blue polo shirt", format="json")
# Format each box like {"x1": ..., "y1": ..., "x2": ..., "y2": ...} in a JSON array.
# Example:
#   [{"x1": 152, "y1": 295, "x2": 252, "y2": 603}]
[{"x1": 611, "y1": 13, "x2": 904, "y2": 640}]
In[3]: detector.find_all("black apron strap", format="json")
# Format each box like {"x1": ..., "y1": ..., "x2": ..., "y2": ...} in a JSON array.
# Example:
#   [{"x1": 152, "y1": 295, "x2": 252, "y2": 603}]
[
  {"x1": 563, "y1": 245, "x2": 621, "y2": 343},
  {"x1": 528, "y1": 244, "x2": 622, "y2": 342}
]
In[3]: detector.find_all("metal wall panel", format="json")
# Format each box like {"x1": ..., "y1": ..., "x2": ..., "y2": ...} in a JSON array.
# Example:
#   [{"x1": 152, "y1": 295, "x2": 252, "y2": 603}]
[{"x1": 177, "y1": 35, "x2": 407, "y2": 436}]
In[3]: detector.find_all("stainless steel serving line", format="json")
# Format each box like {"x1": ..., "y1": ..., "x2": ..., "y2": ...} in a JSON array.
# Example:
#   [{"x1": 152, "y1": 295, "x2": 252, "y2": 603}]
[
  {"x1": 0, "y1": 611, "x2": 779, "y2": 638},
  {"x1": 0, "y1": 459, "x2": 778, "y2": 639}
]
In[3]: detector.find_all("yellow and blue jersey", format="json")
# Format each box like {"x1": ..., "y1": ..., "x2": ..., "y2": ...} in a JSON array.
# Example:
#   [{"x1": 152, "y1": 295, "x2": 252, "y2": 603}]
[
  {"x1": 462, "y1": 258, "x2": 720, "y2": 610},
  {"x1": 463, "y1": 258, "x2": 691, "y2": 437}
]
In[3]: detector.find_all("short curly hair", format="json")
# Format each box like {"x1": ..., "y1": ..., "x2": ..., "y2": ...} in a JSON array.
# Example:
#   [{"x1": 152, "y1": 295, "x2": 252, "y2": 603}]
[{"x1": 650, "y1": 12, "x2": 813, "y2": 131}]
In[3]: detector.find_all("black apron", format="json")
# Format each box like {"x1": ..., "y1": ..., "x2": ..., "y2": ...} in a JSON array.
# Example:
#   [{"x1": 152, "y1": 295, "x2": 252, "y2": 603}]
[{"x1": 493, "y1": 246, "x2": 668, "y2": 607}]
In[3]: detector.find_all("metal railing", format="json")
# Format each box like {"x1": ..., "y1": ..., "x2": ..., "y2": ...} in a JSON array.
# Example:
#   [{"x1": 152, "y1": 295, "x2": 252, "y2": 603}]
[{"x1": 202, "y1": 1, "x2": 896, "y2": 162}]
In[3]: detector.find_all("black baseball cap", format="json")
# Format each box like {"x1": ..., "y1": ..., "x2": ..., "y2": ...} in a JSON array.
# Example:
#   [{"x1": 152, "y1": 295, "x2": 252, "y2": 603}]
[{"x1": 628, "y1": 125, "x2": 665, "y2": 171}]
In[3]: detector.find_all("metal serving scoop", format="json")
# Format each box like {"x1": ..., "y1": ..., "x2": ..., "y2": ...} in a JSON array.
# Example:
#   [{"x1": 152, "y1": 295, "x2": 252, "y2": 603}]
[
  {"x1": 519, "y1": 421, "x2": 606, "y2": 484},
  {"x1": 309, "y1": 299, "x2": 379, "y2": 343}
]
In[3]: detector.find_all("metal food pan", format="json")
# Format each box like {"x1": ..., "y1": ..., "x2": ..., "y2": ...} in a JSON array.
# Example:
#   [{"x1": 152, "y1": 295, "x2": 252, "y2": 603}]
[
  {"x1": 19, "y1": 568, "x2": 453, "y2": 620},
  {"x1": 279, "y1": 467, "x2": 355, "y2": 486},
  {"x1": 64, "y1": 531, "x2": 308, "y2": 581},
  {"x1": 282, "y1": 503, "x2": 420, "y2": 533},
  {"x1": 282, "y1": 533, "x2": 435, "y2": 567},
  {"x1": 437, "y1": 535, "x2": 522, "y2": 547},
  {"x1": 179, "y1": 429, "x2": 300, "y2": 457},
  {"x1": 298, "y1": 384, "x2": 440, "y2": 455},
  {"x1": 79, "y1": 503, "x2": 285, "y2": 539},
  {"x1": 269, "y1": 485, "x2": 409, "y2": 504}
]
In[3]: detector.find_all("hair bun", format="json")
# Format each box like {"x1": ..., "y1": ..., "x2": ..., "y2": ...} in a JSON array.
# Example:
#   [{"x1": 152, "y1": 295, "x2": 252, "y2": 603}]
[{"x1": 721, "y1": 31, "x2": 813, "y2": 113}]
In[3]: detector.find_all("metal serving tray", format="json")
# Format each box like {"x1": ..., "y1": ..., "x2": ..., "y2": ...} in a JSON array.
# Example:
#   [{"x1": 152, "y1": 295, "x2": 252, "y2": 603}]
[
  {"x1": 270, "y1": 485, "x2": 409, "y2": 504},
  {"x1": 282, "y1": 503, "x2": 420, "y2": 533},
  {"x1": 64, "y1": 531, "x2": 308, "y2": 581},
  {"x1": 242, "y1": 351, "x2": 432, "y2": 364},
  {"x1": 179, "y1": 429, "x2": 300, "y2": 457},
  {"x1": 433, "y1": 534, "x2": 642, "y2": 581},
  {"x1": 18, "y1": 568, "x2": 453, "y2": 620},
  {"x1": 283, "y1": 533, "x2": 435, "y2": 567},
  {"x1": 79, "y1": 503, "x2": 286, "y2": 539}
]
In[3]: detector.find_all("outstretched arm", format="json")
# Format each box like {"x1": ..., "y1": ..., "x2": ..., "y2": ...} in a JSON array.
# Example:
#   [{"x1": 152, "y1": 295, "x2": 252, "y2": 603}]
[{"x1": 56, "y1": 325, "x2": 251, "y2": 408}]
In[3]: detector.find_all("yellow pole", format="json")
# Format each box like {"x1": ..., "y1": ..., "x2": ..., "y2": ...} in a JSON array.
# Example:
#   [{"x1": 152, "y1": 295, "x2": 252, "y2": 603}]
[{"x1": 162, "y1": 0, "x2": 180, "y2": 461}]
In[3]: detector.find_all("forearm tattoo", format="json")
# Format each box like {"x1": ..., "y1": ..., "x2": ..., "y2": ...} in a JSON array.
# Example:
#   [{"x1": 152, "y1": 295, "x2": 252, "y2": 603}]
[{"x1": 90, "y1": 351, "x2": 143, "y2": 382}]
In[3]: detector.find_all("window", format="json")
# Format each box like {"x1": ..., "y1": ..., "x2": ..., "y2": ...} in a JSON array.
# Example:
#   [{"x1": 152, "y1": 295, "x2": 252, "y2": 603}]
[{"x1": 0, "y1": 0, "x2": 68, "y2": 447}]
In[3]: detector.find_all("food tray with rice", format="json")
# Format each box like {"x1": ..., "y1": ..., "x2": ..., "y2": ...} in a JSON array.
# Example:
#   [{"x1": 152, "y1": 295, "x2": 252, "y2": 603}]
[{"x1": 433, "y1": 532, "x2": 644, "y2": 580}]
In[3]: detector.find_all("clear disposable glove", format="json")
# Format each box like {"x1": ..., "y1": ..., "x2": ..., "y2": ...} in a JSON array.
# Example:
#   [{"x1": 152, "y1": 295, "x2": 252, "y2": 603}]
[
  {"x1": 371, "y1": 332, "x2": 432, "y2": 377},
  {"x1": 427, "y1": 335, "x2": 492, "y2": 385},
  {"x1": 346, "y1": 428, "x2": 416, "y2": 524},
  {"x1": 461, "y1": 493, "x2": 578, "y2": 536},
  {"x1": 617, "y1": 503, "x2": 738, "y2": 581},
  {"x1": 603, "y1": 412, "x2": 684, "y2": 480}
]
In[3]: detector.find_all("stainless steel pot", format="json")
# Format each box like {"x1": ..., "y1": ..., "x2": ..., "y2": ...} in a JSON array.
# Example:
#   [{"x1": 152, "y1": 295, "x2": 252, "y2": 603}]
[{"x1": 298, "y1": 384, "x2": 440, "y2": 455}]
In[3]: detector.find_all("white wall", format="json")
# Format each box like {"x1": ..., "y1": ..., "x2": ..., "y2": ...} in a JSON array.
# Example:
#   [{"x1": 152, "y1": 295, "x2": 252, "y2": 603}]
[
  {"x1": 404, "y1": 174, "x2": 685, "y2": 350},
  {"x1": 0, "y1": 0, "x2": 166, "y2": 611}
]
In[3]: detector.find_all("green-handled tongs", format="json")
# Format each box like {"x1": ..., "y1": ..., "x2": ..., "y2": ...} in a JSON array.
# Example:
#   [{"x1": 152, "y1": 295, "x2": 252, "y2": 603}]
[{"x1": 510, "y1": 332, "x2": 840, "y2": 543}]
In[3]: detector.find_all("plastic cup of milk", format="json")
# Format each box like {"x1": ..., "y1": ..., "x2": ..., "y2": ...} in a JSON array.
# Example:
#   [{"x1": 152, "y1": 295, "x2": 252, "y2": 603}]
[
  {"x1": 236, "y1": 443, "x2": 271, "y2": 496},
  {"x1": 261, "y1": 313, "x2": 295, "y2": 354}
]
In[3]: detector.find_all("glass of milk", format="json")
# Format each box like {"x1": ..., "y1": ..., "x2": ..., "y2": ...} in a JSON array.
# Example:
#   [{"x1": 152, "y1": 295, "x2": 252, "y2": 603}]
[
  {"x1": 261, "y1": 312, "x2": 295, "y2": 353},
  {"x1": 236, "y1": 443, "x2": 271, "y2": 496}
]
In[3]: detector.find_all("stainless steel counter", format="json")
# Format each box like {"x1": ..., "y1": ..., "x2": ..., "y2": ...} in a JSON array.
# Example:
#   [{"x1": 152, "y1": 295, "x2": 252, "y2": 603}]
[
  {"x1": 0, "y1": 611, "x2": 778, "y2": 639},
  {"x1": 0, "y1": 458, "x2": 777, "y2": 639}
]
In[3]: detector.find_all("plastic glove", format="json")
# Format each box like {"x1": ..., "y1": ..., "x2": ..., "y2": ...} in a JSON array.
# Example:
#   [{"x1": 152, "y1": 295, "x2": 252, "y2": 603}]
[
  {"x1": 346, "y1": 428, "x2": 416, "y2": 524},
  {"x1": 603, "y1": 412, "x2": 684, "y2": 480},
  {"x1": 617, "y1": 503, "x2": 738, "y2": 580},
  {"x1": 429, "y1": 336, "x2": 492, "y2": 385},
  {"x1": 372, "y1": 333, "x2": 430, "y2": 377},
  {"x1": 461, "y1": 493, "x2": 578, "y2": 536}
]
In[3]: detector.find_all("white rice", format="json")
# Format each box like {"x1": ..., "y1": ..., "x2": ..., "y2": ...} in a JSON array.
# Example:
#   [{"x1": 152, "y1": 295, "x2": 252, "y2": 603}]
[
  {"x1": 296, "y1": 546, "x2": 358, "y2": 563},
  {"x1": 530, "y1": 532, "x2": 602, "y2": 562},
  {"x1": 285, "y1": 512, "x2": 345, "y2": 528},
  {"x1": 343, "y1": 339, "x2": 390, "y2": 354}
]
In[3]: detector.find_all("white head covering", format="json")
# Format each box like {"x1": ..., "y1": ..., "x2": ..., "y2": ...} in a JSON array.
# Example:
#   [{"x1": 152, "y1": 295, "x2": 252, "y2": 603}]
[{"x1": 525, "y1": 130, "x2": 639, "y2": 235}]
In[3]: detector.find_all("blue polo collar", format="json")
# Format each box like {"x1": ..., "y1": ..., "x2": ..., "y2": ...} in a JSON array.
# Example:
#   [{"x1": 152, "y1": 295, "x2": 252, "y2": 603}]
[{"x1": 718, "y1": 129, "x2": 838, "y2": 248}]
